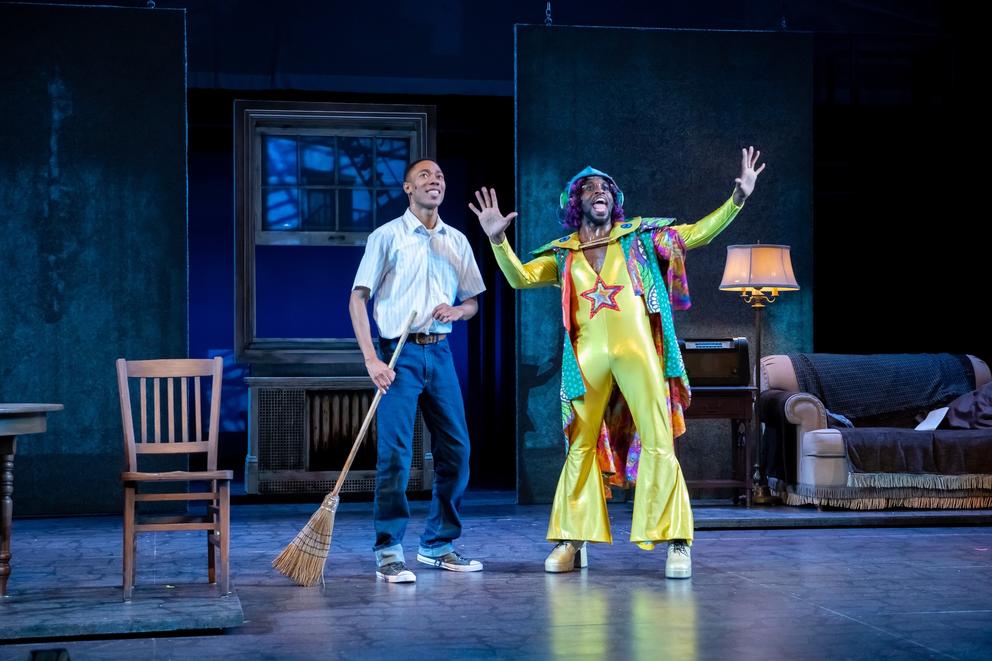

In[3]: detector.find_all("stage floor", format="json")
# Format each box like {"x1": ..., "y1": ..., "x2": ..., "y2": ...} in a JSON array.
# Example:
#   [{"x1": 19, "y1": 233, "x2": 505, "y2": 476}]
[{"x1": 2, "y1": 493, "x2": 991, "y2": 660}]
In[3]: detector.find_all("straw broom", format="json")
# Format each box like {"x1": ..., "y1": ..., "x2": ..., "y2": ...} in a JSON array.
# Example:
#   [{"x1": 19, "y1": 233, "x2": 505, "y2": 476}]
[{"x1": 273, "y1": 311, "x2": 417, "y2": 586}]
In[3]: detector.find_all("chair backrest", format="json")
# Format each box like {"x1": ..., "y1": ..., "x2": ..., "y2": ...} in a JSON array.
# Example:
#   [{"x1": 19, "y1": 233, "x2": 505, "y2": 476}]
[{"x1": 116, "y1": 357, "x2": 224, "y2": 472}]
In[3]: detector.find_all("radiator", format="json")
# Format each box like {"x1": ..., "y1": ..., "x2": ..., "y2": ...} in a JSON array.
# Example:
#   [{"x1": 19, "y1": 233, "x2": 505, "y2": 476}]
[{"x1": 246, "y1": 376, "x2": 433, "y2": 495}]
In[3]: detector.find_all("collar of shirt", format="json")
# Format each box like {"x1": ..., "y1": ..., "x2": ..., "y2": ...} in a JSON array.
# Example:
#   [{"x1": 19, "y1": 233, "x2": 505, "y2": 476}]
[
  {"x1": 531, "y1": 217, "x2": 643, "y2": 254},
  {"x1": 402, "y1": 208, "x2": 448, "y2": 236}
]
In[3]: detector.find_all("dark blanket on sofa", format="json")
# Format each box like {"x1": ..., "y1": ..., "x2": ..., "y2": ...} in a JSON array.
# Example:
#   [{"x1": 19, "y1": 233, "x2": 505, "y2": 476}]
[
  {"x1": 788, "y1": 353, "x2": 976, "y2": 425},
  {"x1": 945, "y1": 382, "x2": 992, "y2": 429},
  {"x1": 842, "y1": 428, "x2": 992, "y2": 488}
]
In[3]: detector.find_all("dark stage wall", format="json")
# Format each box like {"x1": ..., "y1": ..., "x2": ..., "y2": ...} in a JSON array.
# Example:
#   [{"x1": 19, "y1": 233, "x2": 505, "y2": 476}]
[
  {"x1": 0, "y1": 5, "x2": 188, "y2": 515},
  {"x1": 2, "y1": 3, "x2": 978, "y2": 510},
  {"x1": 515, "y1": 26, "x2": 813, "y2": 503}
]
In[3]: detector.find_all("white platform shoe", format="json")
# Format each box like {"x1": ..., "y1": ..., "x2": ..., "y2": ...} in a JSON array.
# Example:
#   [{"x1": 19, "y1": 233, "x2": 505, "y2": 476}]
[
  {"x1": 665, "y1": 540, "x2": 692, "y2": 579},
  {"x1": 544, "y1": 541, "x2": 588, "y2": 573}
]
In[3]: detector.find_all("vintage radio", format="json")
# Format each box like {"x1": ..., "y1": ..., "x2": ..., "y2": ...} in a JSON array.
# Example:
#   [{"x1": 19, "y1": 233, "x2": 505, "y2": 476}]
[{"x1": 678, "y1": 337, "x2": 750, "y2": 387}]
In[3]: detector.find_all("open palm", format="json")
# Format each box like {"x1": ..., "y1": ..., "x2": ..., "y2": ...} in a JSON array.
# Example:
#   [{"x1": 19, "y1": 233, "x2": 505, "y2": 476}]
[
  {"x1": 469, "y1": 187, "x2": 518, "y2": 242},
  {"x1": 735, "y1": 146, "x2": 766, "y2": 199}
]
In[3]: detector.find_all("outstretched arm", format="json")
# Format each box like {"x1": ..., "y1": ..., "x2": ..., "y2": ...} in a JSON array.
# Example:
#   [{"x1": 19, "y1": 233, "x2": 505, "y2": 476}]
[
  {"x1": 676, "y1": 146, "x2": 766, "y2": 250},
  {"x1": 470, "y1": 186, "x2": 558, "y2": 289}
]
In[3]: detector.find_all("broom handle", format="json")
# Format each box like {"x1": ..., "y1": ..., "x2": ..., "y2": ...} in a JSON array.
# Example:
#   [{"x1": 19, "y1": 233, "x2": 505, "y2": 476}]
[{"x1": 329, "y1": 310, "x2": 418, "y2": 499}]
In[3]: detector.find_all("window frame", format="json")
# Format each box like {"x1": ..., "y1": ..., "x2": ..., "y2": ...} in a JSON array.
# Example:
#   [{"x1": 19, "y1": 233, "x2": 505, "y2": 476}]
[{"x1": 234, "y1": 100, "x2": 436, "y2": 363}]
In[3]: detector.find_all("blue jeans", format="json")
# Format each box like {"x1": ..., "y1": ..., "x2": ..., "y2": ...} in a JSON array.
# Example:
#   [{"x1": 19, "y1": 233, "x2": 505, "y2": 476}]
[{"x1": 373, "y1": 338, "x2": 471, "y2": 566}]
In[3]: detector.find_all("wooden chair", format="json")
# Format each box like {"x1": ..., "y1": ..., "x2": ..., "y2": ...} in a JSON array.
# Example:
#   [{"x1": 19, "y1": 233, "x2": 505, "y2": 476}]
[{"x1": 116, "y1": 357, "x2": 231, "y2": 601}]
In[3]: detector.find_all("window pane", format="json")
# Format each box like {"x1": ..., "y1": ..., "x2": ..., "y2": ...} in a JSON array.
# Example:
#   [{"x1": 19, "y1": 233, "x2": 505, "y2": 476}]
[
  {"x1": 263, "y1": 187, "x2": 301, "y2": 230},
  {"x1": 375, "y1": 138, "x2": 410, "y2": 186},
  {"x1": 300, "y1": 137, "x2": 335, "y2": 186},
  {"x1": 255, "y1": 244, "x2": 366, "y2": 338},
  {"x1": 263, "y1": 136, "x2": 298, "y2": 185},
  {"x1": 338, "y1": 137, "x2": 373, "y2": 186},
  {"x1": 376, "y1": 188, "x2": 408, "y2": 225},
  {"x1": 303, "y1": 189, "x2": 336, "y2": 230},
  {"x1": 340, "y1": 189, "x2": 373, "y2": 231}
]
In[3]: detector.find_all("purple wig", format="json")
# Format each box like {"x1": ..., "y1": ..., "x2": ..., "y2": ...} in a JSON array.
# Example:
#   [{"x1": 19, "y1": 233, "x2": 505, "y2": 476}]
[{"x1": 561, "y1": 177, "x2": 626, "y2": 230}]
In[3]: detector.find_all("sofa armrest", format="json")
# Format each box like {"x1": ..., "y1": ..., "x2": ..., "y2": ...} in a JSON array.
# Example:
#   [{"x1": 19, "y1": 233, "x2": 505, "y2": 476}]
[
  {"x1": 783, "y1": 392, "x2": 828, "y2": 437},
  {"x1": 761, "y1": 354, "x2": 799, "y2": 392},
  {"x1": 760, "y1": 389, "x2": 829, "y2": 486},
  {"x1": 968, "y1": 355, "x2": 991, "y2": 388}
]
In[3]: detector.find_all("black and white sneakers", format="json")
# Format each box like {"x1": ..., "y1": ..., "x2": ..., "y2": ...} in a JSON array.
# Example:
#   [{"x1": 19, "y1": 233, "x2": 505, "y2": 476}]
[
  {"x1": 376, "y1": 561, "x2": 417, "y2": 583},
  {"x1": 416, "y1": 551, "x2": 484, "y2": 572}
]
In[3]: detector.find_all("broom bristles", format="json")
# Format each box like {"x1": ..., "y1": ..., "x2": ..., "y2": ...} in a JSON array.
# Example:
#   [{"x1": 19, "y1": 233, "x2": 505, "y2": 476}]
[{"x1": 272, "y1": 494, "x2": 339, "y2": 587}]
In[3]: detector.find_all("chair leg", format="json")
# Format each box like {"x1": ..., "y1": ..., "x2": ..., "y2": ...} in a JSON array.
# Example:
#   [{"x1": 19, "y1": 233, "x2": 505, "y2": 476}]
[
  {"x1": 208, "y1": 530, "x2": 216, "y2": 584},
  {"x1": 123, "y1": 486, "x2": 135, "y2": 602},
  {"x1": 207, "y1": 479, "x2": 217, "y2": 584},
  {"x1": 219, "y1": 481, "x2": 230, "y2": 595}
]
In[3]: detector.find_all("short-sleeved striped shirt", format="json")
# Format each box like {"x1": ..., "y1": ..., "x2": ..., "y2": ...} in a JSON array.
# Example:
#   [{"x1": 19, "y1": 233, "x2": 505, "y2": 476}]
[{"x1": 353, "y1": 209, "x2": 486, "y2": 339}]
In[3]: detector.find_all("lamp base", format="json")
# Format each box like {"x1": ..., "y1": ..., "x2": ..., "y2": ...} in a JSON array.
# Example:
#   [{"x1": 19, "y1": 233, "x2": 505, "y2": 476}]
[{"x1": 750, "y1": 483, "x2": 781, "y2": 506}]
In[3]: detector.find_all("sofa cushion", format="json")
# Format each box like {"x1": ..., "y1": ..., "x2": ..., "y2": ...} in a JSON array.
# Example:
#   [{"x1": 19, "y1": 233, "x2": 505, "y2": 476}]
[{"x1": 842, "y1": 428, "x2": 992, "y2": 479}]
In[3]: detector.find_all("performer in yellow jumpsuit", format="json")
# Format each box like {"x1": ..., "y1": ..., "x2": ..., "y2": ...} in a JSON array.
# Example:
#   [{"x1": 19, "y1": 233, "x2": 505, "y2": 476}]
[{"x1": 470, "y1": 148, "x2": 765, "y2": 578}]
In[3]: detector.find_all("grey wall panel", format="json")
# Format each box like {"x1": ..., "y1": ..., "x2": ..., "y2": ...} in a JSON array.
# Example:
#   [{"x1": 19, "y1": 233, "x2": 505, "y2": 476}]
[
  {"x1": 0, "y1": 5, "x2": 188, "y2": 514},
  {"x1": 515, "y1": 26, "x2": 812, "y2": 503}
]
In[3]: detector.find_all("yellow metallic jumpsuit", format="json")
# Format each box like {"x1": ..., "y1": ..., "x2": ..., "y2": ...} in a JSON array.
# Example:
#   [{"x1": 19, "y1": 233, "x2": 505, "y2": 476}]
[{"x1": 491, "y1": 197, "x2": 741, "y2": 549}]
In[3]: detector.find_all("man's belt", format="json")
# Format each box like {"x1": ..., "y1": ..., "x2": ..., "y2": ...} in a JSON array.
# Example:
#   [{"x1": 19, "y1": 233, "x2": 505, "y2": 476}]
[
  {"x1": 381, "y1": 332, "x2": 447, "y2": 347},
  {"x1": 411, "y1": 332, "x2": 447, "y2": 345}
]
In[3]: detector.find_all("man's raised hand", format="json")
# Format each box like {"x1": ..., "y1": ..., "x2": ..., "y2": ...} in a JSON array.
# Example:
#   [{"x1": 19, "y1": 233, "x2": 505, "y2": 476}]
[
  {"x1": 735, "y1": 146, "x2": 766, "y2": 200},
  {"x1": 469, "y1": 187, "x2": 518, "y2": 244}
]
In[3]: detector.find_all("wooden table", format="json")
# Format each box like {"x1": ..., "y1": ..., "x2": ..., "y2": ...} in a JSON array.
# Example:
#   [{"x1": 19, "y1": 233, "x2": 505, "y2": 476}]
[
  {"x1": 678, "y1": 386, "x2": 755, "y2": 507},
  {"x1": 0, "y1": 403, "x2": 63, "y2": 597}
]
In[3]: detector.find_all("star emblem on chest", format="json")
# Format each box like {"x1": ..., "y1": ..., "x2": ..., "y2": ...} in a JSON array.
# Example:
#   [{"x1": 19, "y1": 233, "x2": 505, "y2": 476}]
[{"x1": 579, "y1": 275, "x2": 624, "y2": 318}]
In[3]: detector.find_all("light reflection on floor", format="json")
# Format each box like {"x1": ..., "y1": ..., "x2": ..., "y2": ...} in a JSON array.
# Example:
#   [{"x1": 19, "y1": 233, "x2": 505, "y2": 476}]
[{"x1": 1, "y1": 495, "x2": 991, "y2": 660}]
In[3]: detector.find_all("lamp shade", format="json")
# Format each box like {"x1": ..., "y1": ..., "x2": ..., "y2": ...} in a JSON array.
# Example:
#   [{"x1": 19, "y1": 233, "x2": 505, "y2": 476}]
[{"x1": 719, "y1": 244, "x2": 799, "y2": 292}]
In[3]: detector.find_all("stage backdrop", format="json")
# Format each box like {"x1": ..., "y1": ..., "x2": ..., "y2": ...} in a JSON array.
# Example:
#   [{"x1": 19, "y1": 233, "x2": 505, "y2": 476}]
[
  {"x1": 0, "y1": 5, "x2": 187, "y2": 514},
  {"x1": 515, "y1": 25, "x2": 812, "y2": 503}
]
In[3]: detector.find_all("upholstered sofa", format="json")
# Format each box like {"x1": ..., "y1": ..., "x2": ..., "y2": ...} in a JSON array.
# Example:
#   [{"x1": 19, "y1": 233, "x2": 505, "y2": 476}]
[{"x1": 759, "y1": 353, "x2": 992, "y2": 509}]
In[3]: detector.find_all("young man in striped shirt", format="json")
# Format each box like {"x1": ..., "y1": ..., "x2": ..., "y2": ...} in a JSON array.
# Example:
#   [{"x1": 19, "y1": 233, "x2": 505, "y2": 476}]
[{"x1": 349, "y1": 159, "x2": 486, "y2": 583}]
